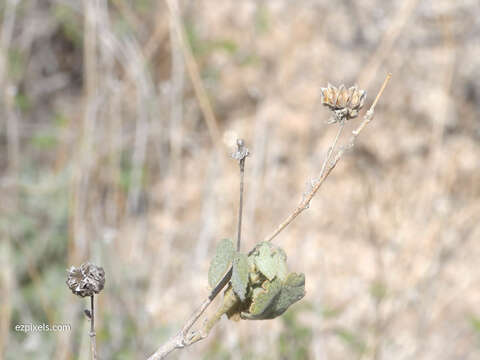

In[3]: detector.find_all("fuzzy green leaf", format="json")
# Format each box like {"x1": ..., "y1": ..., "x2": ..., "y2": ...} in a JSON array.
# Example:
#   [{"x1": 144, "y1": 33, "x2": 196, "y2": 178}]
[
  {"x1": 273, "y1": 252, "x2": 288, "y2": 281},
  {"x1": 232, "y1": 253, "x2": 249, "y2": 301},
  {"x1": 241, "y1": 273, "x2": 305, "y2": 320},
  {"x1": 242, "y1": 278, "x2": 283, "y2": 319},
  {"x1": 271, "y1": 272, "x2": 305, "y2": 316},
  {"x1": 254, "y1": 243, "x2": 277, "y2": 280},
  {"x1": 208, "y1": 239, "x2": 235, "y2": 288}
]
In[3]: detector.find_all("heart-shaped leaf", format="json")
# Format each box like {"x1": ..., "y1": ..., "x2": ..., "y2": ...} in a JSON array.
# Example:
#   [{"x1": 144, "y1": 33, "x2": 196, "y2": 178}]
[
  {"x1": 254, "y1": 243, "x2": 277, "y2": 281},
  {"x1": 232, "y1": 253, "x2": 249, "y2": 301},
  {"x1": 208, "y1": 239, "x2": 235, "y2": 288}
]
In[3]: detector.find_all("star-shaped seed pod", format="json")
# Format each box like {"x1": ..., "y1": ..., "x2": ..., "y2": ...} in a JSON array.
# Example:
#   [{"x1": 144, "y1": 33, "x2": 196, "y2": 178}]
[
  {"x1": 321, "y1": 84, "x2": 366, "y2": 123},
  {"x1": 66, "y1": 262, "x2": 105, "y2": 298}
]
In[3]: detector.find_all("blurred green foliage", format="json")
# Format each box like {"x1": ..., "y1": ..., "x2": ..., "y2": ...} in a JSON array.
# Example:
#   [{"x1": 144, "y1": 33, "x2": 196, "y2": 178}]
[
  {"x1": 470, "y1": 315, "x2": 480, "y2": 346},
  {"x1": 254, "y1": 5, "x2": 270, "y2": 34},
  {"x1": 334, "y1": 327, "x2": 366, "y2": 356},
  {"x1": 15, "y1": 93, "x2": 31, "y2": 112},
  {"x1": 8, "y1": 161, "x2": 70, "y2": 357},
  {"x1": 53, "y1": 4, "x2": 83, "y2": 46},
  {"x1": 8, "y1": 49, "x2": 25, "y2": 81},
  {"x1": 203, "y1": 340, "x2": 231, "y2": 360},
  {"x1": 370, "y1": 280, "x2": 387, "y2": 302},
  {"x1": 119, "y1": 151, "x2": 147, "y2": 192},
  {"x1": 278, "y1": 306, "x2": 313, "y2": 360},
  {"x1": 31, "y1": 134, "x2": 57, "y2": 149},
  {"x1": 185, "y1": 21, "x2": 238, "y2": 57}
]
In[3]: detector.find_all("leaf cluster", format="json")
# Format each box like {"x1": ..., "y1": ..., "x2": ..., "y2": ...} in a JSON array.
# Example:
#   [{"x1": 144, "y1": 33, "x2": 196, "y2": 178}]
[{"x1": 208, "y1": 239, "x2": 305, "y2": 320}]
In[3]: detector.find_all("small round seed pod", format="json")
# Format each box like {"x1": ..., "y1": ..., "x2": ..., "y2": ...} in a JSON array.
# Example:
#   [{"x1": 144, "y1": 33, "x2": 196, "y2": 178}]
[{"x1": 66, "y1": 263, "x2": 105, "y2": 297}]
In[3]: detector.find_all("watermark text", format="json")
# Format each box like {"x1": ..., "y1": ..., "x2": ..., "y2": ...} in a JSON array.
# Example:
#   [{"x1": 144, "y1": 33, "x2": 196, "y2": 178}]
[{"x1": 14, "y1": 323, "x2": 71, "y2": 333}]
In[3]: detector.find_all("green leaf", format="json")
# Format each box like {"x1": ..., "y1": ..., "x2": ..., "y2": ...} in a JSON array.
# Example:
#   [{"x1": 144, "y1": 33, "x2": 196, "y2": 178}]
[
  {"x1": 271, "y1": 273, "x2": 305, "y2": 317},
  {"x1": 273, "y1": 252, "x2": 288, "y2": 281},
  {"x1": 245, "y1": 273, "x2": 305, "y2": 320},
  {"x1": 242, "y1": 278, "x2": 282, "y2": 319},
  {"x1": 254, "y1": 243, "x2": 277, "y2": 280},
  {"x1": 208, "y1": 239, "x2": 235, "y2": 288},
  {"x1": 231, "y1": 253, "x2": 249, "y2": 301}
]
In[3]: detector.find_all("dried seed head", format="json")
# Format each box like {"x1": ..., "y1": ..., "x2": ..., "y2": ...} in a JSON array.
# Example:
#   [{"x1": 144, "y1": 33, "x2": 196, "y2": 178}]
[
  {"x1": 321, "y1": 84, "x2": 366, "y2": 123},
  {"x1": 66, "y1": 263, "x2": 105, "y2": 298}
]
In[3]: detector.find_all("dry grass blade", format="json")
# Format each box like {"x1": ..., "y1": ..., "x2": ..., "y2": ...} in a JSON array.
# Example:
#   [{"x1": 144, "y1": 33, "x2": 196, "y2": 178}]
[{"x1": 165, "y1": 0, "x2": 223, "y2": 153}]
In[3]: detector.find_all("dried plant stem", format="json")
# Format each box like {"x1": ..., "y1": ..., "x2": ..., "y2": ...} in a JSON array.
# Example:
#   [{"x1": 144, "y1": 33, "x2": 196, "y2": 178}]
[
  {"x1": 319, "y1": 121, "x2": 345, "y2": 183},
  {"x1": 147, "y1": 74, "x2": 391, "y2": 360},
  {"x1": 90, "y1": 295, "x2": 97, "y2": 360},
  {"x1": 352, "y1": 73, "x2": 392, "y2": 136},
  {"x1": 236, "y1": 149, "x2": 247, "y2": 251},
  {"x1": 264, "y1": 73, "x2": 392, "y2": 243},
  {"x1": 263, "y1": 140, "x2": 341, "y2": 244}
]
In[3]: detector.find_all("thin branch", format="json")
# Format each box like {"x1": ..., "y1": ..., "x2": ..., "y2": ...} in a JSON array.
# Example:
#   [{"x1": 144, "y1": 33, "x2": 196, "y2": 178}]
[
  {"x1": 319, "y1": 121, "x2": 345, "y2": 179},
  {"x1": 234, "y1": 139, "x2": 249, "y2": 251},
  {"x1": 352, "y1": 73, "x2": 392, "y2": 137},
  {"x1": 237, "y1": 160, "x2": 245, "y2": 251},
  {"x1": 90, "y1": 295, "x2": 97, "y2": 360},
  {"x1": 146, "y1": 74, "x2": 392, "y2": 360},
  {"x1": 264, "y1": 73, "x2": 392, "y2": 243}
]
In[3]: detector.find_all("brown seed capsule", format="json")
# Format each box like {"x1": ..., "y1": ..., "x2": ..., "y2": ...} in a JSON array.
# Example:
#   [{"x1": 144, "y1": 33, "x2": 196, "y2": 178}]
[
  {"x1": 321, "y1": 83, "x2": 366, "y2": 123},
  {"x1": 321, "y1": 83, "x2": 339, "y2": 109},
  {"x1": 348, "y1": 86, "x2": 366, "y2": 112},
  {"x1": 66, "y1": 263, "x2": 105, "y2": 298},
  {"x1": 335, "y1": 85, "x2": 350, "y2": 108}
]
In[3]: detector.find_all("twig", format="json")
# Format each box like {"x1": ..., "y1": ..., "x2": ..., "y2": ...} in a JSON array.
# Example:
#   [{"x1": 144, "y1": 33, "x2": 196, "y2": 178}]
[
  {"x1": 90, "y1": 295, "x2": 97, "y2": 360},
  {"x1": 264, "y1": 73, "x2": 392, "y2": 243},
  {"x1": 237, "y1": 157, "x2": 246, "y2": 251},
  {"x1": 319, "y1": 121, "x2": 345, "y2": 179},
  {"x1": 146, "y1": 74, "x2": 391, "y2": 359},
  {"x1": 352, "y1": 73, "x2": 391, "y2": 137},
  {"x1": 234, "y1": 139, "x2": 249, "y2": 251}
]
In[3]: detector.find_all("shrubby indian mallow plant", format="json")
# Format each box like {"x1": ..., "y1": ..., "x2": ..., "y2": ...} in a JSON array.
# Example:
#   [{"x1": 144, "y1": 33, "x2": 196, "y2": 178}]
[
  {"x1": 66, "y1": 75, "x2": 391, "y2": 360},
  {"x1": 145, "y1": 74, "x2": 391, "y2": 360}
]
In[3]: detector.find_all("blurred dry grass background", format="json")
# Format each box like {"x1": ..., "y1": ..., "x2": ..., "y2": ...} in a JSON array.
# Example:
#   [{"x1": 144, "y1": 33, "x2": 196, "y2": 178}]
[{"x1": 1, "y1": 0, "x2": 480, "y2": 359}]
